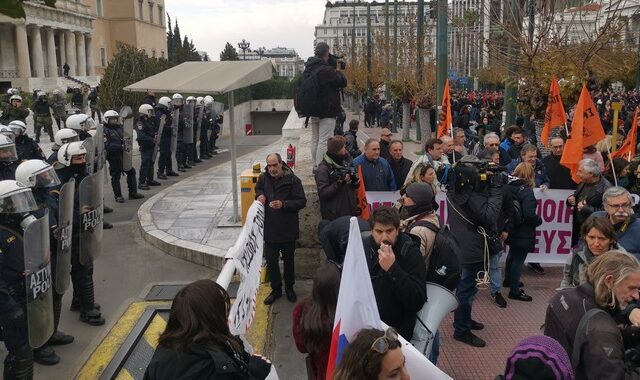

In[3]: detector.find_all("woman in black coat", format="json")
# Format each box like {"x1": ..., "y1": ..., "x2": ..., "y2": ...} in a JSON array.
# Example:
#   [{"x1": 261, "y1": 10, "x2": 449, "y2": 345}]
[{"x1": 505, "y1": 163, "x2": 542, "y2": 302}]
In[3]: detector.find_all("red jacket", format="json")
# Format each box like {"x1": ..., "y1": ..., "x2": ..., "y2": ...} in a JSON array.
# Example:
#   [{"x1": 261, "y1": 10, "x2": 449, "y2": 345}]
[{"x1": 292, "y1": 300, "x2": 330, "y2": 380}]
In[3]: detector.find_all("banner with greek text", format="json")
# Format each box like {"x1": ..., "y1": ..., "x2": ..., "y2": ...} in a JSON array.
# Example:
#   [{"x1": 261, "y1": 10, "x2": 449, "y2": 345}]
[
  {"x1": 227, "y1": 201, "x2": 265, "y2": 336},
  {"x1": 367, "y1": 189, "x2": 574, "y2": 264}
]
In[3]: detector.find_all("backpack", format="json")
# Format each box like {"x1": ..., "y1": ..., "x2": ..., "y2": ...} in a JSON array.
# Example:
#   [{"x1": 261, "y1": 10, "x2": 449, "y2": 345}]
[
  {"x1": 571, "y1": 308, "x2": 607, "y2": 369},
  {"x1": 511, "y1": 185, "x2": 526, "y2": 226},
  {"x1": 293, "y1": 65, "x2": 323, "y2": 118},
  {"x1": 407, "y1": 217, "x2": 462, "y2": 291}
]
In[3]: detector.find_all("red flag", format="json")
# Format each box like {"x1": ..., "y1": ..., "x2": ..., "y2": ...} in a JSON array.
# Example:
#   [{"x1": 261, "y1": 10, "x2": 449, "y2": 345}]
[
  {"x1": 437, "y1": 79, "x2": 453, "y2": 138},
  {"x1": 611, "y1": 108, "x2": 639, "y2": 160},
  {"x1": 541, "y1": 77, "x2": 567, "y2": 145},
  {"x1": 355, "y1": 165, "x2": 370, "y2": 221},
  {"x1": 560, "y1": 85, "x2": 606, "y2": 183}
]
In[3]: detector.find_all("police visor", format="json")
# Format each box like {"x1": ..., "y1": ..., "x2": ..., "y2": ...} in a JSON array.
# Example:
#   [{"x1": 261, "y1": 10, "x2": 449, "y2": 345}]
[
  {"x1": 33, "y1": 167, "x2": 62, "y2": 188},
  {"x1": 0, "y1": 145, "x2": 18, "y2": 162},
  {"x1": 0, "y1": 191, "x2": 38, "y2": 214}
]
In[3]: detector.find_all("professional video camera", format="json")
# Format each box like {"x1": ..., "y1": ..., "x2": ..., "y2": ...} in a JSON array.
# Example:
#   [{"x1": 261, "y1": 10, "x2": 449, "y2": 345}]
[
  {"x1": 445, "y1": 158, "x2": 508, "y2": 193},
  {"x1": 328, "y1": 54, "x2": 347, "y2": 71},
  {"x1": 329, "y1": 165, "x2": 358, "y2": 183}
]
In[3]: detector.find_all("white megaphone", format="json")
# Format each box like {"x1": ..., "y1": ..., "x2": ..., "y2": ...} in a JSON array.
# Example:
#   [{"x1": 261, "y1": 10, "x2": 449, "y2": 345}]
[{"x1": 410, "y1": 282, "x2": 459, "y2": 357}]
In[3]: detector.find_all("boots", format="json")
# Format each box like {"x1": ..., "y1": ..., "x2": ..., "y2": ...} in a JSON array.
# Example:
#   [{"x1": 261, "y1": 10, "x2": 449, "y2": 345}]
[
  {"x1": 157, "y1": 172, "x2": 168, "y2": 180},
  {"x1": 80, "y1": 308, "x2": 105, "y2": 326},
  {"x1": 33, "y1": 345, "x2": 60, "y2": 366},
  {"x1": 4, "y1": 345, "x2": 34, "y2": 379},
  {"x1": 111, "y1": 176, "x2": 123, "y2": 202},
  {"x1": 129, "y1": 193, "x2": 144, "y2": 200}
]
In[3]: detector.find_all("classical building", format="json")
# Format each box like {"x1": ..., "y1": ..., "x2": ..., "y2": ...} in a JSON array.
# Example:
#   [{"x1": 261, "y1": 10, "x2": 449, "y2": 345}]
[
  {"x1": 0, "y1": 0, "x2": 166, "y2": 92},
  {"x1": 238, "y1": 47, "x2": 303, "y2": 79}
]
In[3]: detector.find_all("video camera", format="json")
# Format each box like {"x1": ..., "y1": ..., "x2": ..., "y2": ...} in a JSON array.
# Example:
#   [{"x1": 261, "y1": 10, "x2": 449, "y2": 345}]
[
  {"x1": 328, "y1": 54, "x2": 347, "y2": 71},
  {"x1": 447, "y1": 159, "x2": 508, "y2": 193},
  {"x1": 329, "y1": 165, "x2": 358, "y2": 183}
]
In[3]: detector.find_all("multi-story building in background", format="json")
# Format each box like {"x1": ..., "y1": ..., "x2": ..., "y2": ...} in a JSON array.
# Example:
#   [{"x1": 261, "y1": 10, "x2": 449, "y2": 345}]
[
  {"x1": 0, "y1": 0, "x2": 166, "y2": 91},
  {"x1": 238, "y1": 46, "x2": 303, "y2": 79}
]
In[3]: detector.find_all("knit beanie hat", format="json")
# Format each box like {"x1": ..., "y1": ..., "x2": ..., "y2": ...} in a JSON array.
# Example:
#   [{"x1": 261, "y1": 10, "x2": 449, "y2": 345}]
[
  {"x1": 405, "y1": 182, "x2": 434, "y2": 209},
  {"x1": 327, "y1": 135, "x2": 346, "y2": 155},
  {"x1": 504, "y1": 335, "x2": 574, "y2": 380}
]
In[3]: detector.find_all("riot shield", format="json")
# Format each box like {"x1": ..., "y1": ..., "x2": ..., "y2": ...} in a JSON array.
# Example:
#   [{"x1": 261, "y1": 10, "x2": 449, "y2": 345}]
[
  {"x1": 82, "y1": 137, "x2": 95, "y2": 174},
  {"x1": 120, "y1": 106, "x2": 134, "y2": 172},
  {"x1": 94, "y1": 122, "x2": 105, "y2": 171},
  {"x1": 24, "y1": 211, "x2": 54, "y2": 348},
  {"x1": 183, "y1": 103, "x2": 194, "y2": 144},
  {"x1": 56, "y1": 180, "x2": 75, "y2": 295},
  {"x1": 195, "y1": 105, "x2": 204, "y2": 145},
  {"x1": 78, "y1": 168, "x2": 104, "y2": 266},
  {"x1": 152, "y1": 114, "x2": 166, "y2": 164},
  {"x1": 213, "y1": 102, "x2": 225, "y2": 136},
  {"x1": 171, "y1": 108, "x2": 179, "y2": 153}
]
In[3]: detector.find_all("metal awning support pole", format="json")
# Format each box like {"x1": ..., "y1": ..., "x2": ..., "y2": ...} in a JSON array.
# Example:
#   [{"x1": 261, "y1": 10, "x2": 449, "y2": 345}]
[{"x1": 229, "y1": 90, "x2": 239, "y2": 223}]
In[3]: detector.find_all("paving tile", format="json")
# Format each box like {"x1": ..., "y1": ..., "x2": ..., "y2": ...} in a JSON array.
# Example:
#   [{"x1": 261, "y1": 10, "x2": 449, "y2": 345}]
[
  {"x1": 166, "y1": 227, "x2": 208, "y2": 241},
  {"x1": 172, "y1": 217, "x2": 214, "y2": 228}
]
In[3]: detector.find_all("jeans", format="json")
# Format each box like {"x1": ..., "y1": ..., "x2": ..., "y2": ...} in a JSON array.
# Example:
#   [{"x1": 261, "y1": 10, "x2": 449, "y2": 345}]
[
  {"x1": 310, "y1": 117, "x2": 336, "y2": 168},
  {"x1": 264, "y1": 241, "x2": 296, "y2": 292},
  {"x1": 453, "y1": 262, "x2": 485, "y2": 336},
  {"x1": 506, "y1": 247, "x2": 529, "y2": 294},
  {"x1": 489, "y1": 251, "x2": 503, "y2": 295}
]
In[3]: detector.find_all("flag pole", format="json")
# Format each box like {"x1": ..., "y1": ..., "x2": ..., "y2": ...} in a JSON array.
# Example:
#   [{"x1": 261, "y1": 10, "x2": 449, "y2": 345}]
[
  {"x1": 450, "y1": 121, "x2": 456, "y2": 164},
  {"x1": 606, "y1": 138, "x2": 618, "y2": 187}
]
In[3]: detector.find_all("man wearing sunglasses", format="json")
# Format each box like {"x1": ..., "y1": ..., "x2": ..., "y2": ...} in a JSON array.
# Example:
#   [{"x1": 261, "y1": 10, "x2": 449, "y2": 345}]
[{"x1": 483, "y1": 133, "x2": 511, "y2": 167}]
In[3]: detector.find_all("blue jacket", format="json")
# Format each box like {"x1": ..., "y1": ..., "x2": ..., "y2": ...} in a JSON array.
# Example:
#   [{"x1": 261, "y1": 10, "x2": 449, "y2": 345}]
[
  {"x1": 136, "y1": 115, "x2": 155, "y2": 148},
  {"x1": 103, "y1": 123, "x2": 124, "y2": 153},
  {"x1": 592, "y1": 211, "x2": 640, "y2": 258},
  {"x1": 500, "y1": 138, "x2": 513, "y2": 152},
  {"x1": 353, "y1": 154, "x2": 397, "y2": 191},
  {"x1": 507, "y1": 158, "x2": 550, "y2": 188}
]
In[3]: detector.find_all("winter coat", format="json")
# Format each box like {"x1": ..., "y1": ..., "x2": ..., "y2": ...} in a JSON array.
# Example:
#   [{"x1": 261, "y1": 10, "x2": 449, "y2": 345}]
[
  {"x1": 302, "y1": 57, "x2": 347, "y2": 119},
  {"x1": 591, "y1": 211, "x2": 640, "y2": 258},
  {"x1": 318, "y1": 215, "x2": 371, "y2": 263},
  {"x1": 569, "y1": 177, "x2": 612, "y2": 246},
  {"x1": 255, "y1": 166, "x2": 306, "y2": 243},
  {"x1": 143, "y1": 344, "x2": 270, "y2": 380},
  {"x1": 506, "y1": 179, "x2": 542, "y2": 252},
  {"x1": 0, "y1": 105, "x2": 29, "y2": 124},
  {"x1": 561, "y1": 244, "x2": 625, "y2": 288},
  {"x1": 104, "y1": 124, "x2": 124, "y2": 153},
  {"x1": 401, "y1": 212, "x2": 439, "y2": 268},
  {"x1": 380, "y1": 139, "x2": 391, "y2": 161},
  {"x1": 31, "y1": 99, "x2": 51, "y2": 116},
  {"x1": 506, "y1": 158, "x2": 551, "y2": 188},
  {"x1": 15, "y1": 135, "x2": 45, "y2": 162},
  {"x1": 344, "y1": 130, "x2": 360, "y2": 158},
  {"x1": 362, "y1": 233, "x2": 427, "y2": 340},
  {"x1": 389, "y1": 156, "x2": 413, "y2": 190},
  {"x1": 353, "y1": 154, "x2": 396, "y2": 191},
  {"x1": 543, "y1": 153, "x2": 578, "y2": 190},
  {"x1": 544, "y1": 283, "x2": 640, "y2": 379},
  {"x1": 315, "y1": 154, "x2": 359, "y2": 221},
  {"x1": 136, "y1": 115, "x2": 156, "y2": 149}
]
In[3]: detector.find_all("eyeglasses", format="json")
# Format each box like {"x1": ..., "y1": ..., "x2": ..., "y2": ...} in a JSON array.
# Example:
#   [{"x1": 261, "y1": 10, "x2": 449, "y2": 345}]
[
  {"x1": 370, "y1": 328, "x2": 399, "y2": 354},
  {"x1": 606, "y1": 202, "x2": 631, "y2": 210},
  {"x1": 487, "y1": 143, "x2": 499, "y2": 147}
]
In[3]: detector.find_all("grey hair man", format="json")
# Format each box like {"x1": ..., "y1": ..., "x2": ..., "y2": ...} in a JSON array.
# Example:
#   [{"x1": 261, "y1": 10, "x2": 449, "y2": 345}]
[
  {"x1": 591, "y1": 187, "x2": 640, "y2": 258},
  {"x1": 484, "y1": 133, "x2": 513, "y2": 167}
]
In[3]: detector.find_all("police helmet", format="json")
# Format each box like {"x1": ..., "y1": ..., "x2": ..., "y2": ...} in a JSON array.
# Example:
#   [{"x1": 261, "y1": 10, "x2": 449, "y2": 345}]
[
  {"x1": 139, "y1": 104, "x2": 154, "y2": 117},
  {"x1": 0, "y1": 180, "x2": 38, "y2": 214},
  {"x1": 0, "y1": 126, "x2": 15, "y2": 141},
  {"x1": 172, "y1": 93, "x2": 183, "y2": 106},
  {"x1": 0, "y1": 135, "x2": 18, "y2": 163},
  {"x1": 196, "y1": 96, "x2": 204, "y2": 105},
  {"x1": 186, "y1": 96, "x2": 196, "y2": 104},
  {"x1": 158, "y1": 96, "x2": 171, "y2": 108},
  {"x1": 204, "y1": 95, "x2": 214, "y2": 103},
  {"x1": 57, "y1": 141, "x2": 87, "y2": 167},
  {"x1": 37, "y1": 91, "x2": 46, "y2": 99},
  {"x1": 54, "y1": 129, "x2": 79, "y2": 146},
  {"x1": 66, "y1": 114, "x2": 96, "y2": 131},
  {"x1": 15, "y1": 160, "x2": 61, "y2": 189},
  {"x1": 10, "y1": 95, "x2": 22, "y2": 103},
  {"x1": 8, "y1": 120, "x2": 26, "y2": 136}
]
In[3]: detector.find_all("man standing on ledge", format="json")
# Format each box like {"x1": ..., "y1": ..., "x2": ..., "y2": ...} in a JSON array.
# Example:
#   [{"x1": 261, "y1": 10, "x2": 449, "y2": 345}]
[{"x1": 256, "y1": 153, "x2": 307, "y2": 305}]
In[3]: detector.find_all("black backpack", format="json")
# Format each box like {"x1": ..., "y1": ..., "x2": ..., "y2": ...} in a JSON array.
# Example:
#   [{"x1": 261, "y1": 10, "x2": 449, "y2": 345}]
[
  {"x1": 408, "y1": 217, "x2": 462, "y2": 291},
  {"x1": 293, "y1": 65, "x2": 322, "y2": 118}
]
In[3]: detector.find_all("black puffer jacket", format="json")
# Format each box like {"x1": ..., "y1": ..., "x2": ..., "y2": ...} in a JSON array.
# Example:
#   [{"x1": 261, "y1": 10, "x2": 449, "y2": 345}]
[
  {"x1": 506, "y1": 179, "x2": 542, "y2": 252},
  {"x1": 303, "y1": 57, "x2": 347, "y2": 118},
  {"x1": 315, "y1": 154, "x2": 359, "y2": 221},
  {"x1": 569, "y1": 176, "x2": 612, "y2": 246},
  {"x1": 255, "y1": 166, "x2": 306, "y2": 243}
]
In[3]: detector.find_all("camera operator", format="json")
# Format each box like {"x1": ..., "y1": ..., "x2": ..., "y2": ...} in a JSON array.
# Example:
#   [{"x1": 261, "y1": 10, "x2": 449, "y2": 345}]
[
  {"x1": 303, "y1": 42, "x2": 348, "y2": 170},
  {"x1": 447, "y1": 155, "x2": 503, "y2": 347},
  {"x1": 315, "y1": 135, "x2": 360, "y2": 222},
  {"x1": 544, "y1": 251, "x2": 640, "y2": 379}
]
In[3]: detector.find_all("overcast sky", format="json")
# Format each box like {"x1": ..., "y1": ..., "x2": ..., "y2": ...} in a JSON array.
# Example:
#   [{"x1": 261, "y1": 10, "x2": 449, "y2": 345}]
[{"x1": 165, "y1": 0, "x2": 326, "y2": 60}]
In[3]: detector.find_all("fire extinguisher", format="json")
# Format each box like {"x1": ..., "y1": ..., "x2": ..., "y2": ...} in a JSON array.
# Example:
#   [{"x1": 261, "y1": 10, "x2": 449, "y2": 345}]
[{"x1": 286, "y1": 144, "x2": 296, "y2": 168}]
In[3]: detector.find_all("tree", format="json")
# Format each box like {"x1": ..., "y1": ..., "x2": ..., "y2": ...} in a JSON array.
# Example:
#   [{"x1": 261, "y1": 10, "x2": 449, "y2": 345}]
[
  {"x1": 98, "y1": 43, "x2": 170, "y2": 112},
  {"x1": 201, "y1": 52, "x2": 211, "y2": 61},
  {"x1": 167, "y1": 14, "x2": 174, "y2": 62},
  {"x1": 0, "y1": 0, "x2": 56, "y2": 18},
  {"x1": 166, "y1": 15, "x2": 203, "y2": 66},
  {"x1": 220, "y1": 42, "x2": 239, "y2": 61}
]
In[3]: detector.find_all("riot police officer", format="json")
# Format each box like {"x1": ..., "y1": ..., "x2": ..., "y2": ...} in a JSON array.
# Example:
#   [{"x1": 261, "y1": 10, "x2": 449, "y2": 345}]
[
  {"x1": 0, "y1": 134, "x2": 19, "y2": 180},
  {"x1": 51, "y1": 89, "x2": 67, "y2": 130},
  {"x1": 16, "y1": 160, "x2": 75, "y2": 349},
  {"x1": 65, "y1": 113, "x2": 94, "y2": 141},
  {"x1": 172, "y1": 93, "x2": 189, "y2": 172},
  {"x1": 56, "y1": 142, "x2": 105, "y2": 326},
  {"x1": 202, "y1": 96, "x2": 216, "y2": 157},
  {"x1": 0, "y1": 180, "x2": 60, "y2": 378},
  {"x1": 184, "y1": 96, "x2": 198, "y2": 167},
  {"x1": 48, "y1": 129, "x2": 80, "y2": 166},
  {"x1": 155, "y1": 96, "x2": 177, "y2": 179},
  {"x1": 88, "y1": 87, "x2": 101, "y2": 123},
  {"x1": 104, "y1": 110, "x2": 145, "y2": 202},
  {"x1": 136, "y1": 104, "x2": 160, "y2": 190},
  {"x1": 0, "y1": 95, "x2": 30, "y2": 125},
  {"x1": 192, "y1": 96, "x2": 204, "y2": 163},
  {"x1": 30, "y1": 91, "x2": 54, "y2": 143},
  {"x1": 8, "y1": 120, "x2": 45, "y2": 162}
]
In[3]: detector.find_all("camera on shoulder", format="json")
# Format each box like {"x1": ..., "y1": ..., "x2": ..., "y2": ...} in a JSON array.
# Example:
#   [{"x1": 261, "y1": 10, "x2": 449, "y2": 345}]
[{"x1": 328, "y1": 54, "x2": 347, "y2": 70}]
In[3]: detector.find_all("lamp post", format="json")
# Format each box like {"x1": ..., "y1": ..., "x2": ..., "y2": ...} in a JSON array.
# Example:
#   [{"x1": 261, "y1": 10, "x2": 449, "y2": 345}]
[
  {"x1": 257, "y1": 47, "x2": 265, "y2": 60},
  {"x1": 238, "y1": 39, "x2": 250, "y2": 61}
]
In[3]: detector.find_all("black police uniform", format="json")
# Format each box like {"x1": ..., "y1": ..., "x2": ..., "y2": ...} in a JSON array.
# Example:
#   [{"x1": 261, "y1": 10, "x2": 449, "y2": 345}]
[
  {"x1": 200, "y1": 109, "x2": 212, "y2": 158},
  {"x1": 15, "y1": 135, "x2": 45, "y2": 162},
  {"x1": 136, "y1": 115, "x2": 156, "y2": 187},
  {"x1": 0, "y1": 161, "x2": 18, "y2": 181},
  {"x1": 155, "y1": 105, "x2": 176, "y2": 177},
  {"x1": 174, "y1": 105, "x2": 189, "y2": 171},
  {"x1": 209, "y1": 113, "x2": 222, "y2": 152},
  {"x1": 104, "y1": 122, "x2": 138, "y2": 198}
]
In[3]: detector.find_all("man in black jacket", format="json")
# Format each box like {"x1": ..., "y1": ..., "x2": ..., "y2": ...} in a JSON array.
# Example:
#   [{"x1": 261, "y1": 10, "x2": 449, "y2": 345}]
[
  {"x1": 389, "y1": 140, "x2": 413, "y2": 189},
  {"x1": 256, "y1": 153, "x2": 307, "y2": 305},
  {"x1": 543, "y1": 136, "x2": 577, "y2": 190},
  {"x1": 304, "y1": 42, "x2": 348, "y2": 169},
  {"x1": 362, "y1": 207, "x2": 427, "y2": 340},
  {"x1": 448, "y1": 156, "x2": 503, "y2": 347},
  {"x1": 315, "y1": 135, "x2": 359, "y2": 221},
  {"x1": 379, "y1": 128, "x2": 393, "y2": 161},
  {"x1": 344, "y1": 119, "x2": 361, "y2": 159}
]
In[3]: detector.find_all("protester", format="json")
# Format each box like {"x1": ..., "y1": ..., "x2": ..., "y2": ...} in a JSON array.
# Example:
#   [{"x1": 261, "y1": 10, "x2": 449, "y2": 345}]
[
  {"x1": 256, "y1": 153, "x2": 307, "y2": 305},
  {"x1": 500, "y1": 126, "x2": 525, "y2": 159},
  {"x1": 405, "y1": 138, "x2": 444, "y2": 184},
  {"x1": 292, "y1": 262, "x2": 341, "y2": 380},
  {"x1": 318, "y1": 216, "x2": 371, "y2": 263},
  {"x1": 315, "y1": 135, "x2": 359, "y2": 221},
  {"x1": 495, "y1": 335, "x2": 574, "y2": 380},
  {"x1": 507, "y1": 143, "x2": 550, "y2": 189},
  {"x1": 453, "y1": 128, "x2": 469, "y2": 156},
  {"x1": 353, "y1": 139, "x2": 396, "y2": 191},
  {"x1": 333, "y1": 328, "x2": 409, "y2": 380},
  {"x1": 544, "y1": 251, "x2": 640, "y2": 379},
  {"x1": 605, "y1": 157, "x2": 631, "y2": 187},
  {"x1": 344, "y1": 119, "x2": 361, "y2": 159},
  {"x1": 483, "y1": 133, "x2": 512, "y2": 166},
  {"x1": 561, "y1": 215, "x2": 620, "y2": 288},
  {"x1": 591, "y1": 186, "x2": 640, "y2": 257},
  {"x1": 543, "y1": 136, "x2": 577, "y2": 190},
  {"x1": 362, "y1": 207, "x2": 427, "y2": 339},
  {"x1": 582, "y1": 145, "x2": 605, "y2": 173},
  {"x1": 568, "y1": 158, "x2": 612, "y2": 246},
  {"x1": 403, "y1": 162, "x2": 437, "y2": 195},
  {"x1": 379, "y1": 128, "x2": 393, "y2": 161},
  {"x1": 441, "y1": 135, "x2": 461, "y2": 163},
  {"x1": 144, "y1": 279, "x2": 271, "y2": 380},
  {"x1": 388, "y1": 140, "x2": 413, "y2": 190}
]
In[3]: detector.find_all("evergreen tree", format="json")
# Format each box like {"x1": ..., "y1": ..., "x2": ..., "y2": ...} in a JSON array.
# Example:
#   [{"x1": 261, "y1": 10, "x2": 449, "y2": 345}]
[
  {"x1": 202, "y1": 52, "x2": 210, "y2": 61},
  {"x1": 166, "y1": 14, "x2": 174, "y2": 62},
  {"x1": 220, "y1": 42, "x2": 239, "y2": 61}
]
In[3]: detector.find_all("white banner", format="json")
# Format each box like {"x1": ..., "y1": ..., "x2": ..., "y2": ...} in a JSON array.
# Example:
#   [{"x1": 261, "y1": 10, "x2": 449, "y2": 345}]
[
  {"x1": 366, "y1": 189, "x2": 574, "y2": 265},
  {"x1": 227, "y1": 201, "x2": 265, "y2": 336}
]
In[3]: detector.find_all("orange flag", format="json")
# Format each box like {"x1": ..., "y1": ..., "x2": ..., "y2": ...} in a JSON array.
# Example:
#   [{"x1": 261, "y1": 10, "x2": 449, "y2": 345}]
[
  {"x1": 560, "y1": 85, "x2": 606, "y2": 183},
  {"x1": 611, "y1": 108, "x2": 639, "y2": 160},
  {"x1": 437, "y1": 79, "x2": 453, "y2": 138},
  {"x1": 541, "y1": 77, "x2": 567, "y2": 145},
  {"x1": 355, "y1": 165, "x2": 370, "y2": 221}
]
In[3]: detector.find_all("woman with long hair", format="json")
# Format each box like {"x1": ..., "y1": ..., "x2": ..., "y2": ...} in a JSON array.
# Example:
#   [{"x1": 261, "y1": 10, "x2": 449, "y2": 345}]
[
  {"x1": 144, "y1": 279, "x2": 271, "y2": 380},
  {"x1": 505, "y1": 163, "x2": 542, "y2": 302},
  {"x1": 333, "y1": 328, "x2": 409, "y2": 380},
  {"x1": 403, "y1": 162, "x2": 437, "y2": 193},
  {"x1": 292, "y1": 262, "x2": 341, "y2": 380}
]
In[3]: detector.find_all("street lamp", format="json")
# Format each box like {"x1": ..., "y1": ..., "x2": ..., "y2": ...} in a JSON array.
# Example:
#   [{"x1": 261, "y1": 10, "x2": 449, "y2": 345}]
[
  {"x1": 238, "y1": 39, "x2": 250, "y2": 60},
  {"x1": 257, "y1": 47, "x2": 265, "y2": 60}
]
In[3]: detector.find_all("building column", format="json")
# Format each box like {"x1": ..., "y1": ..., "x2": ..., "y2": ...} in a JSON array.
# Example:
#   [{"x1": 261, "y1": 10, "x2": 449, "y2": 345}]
[
  {"x1": 15, "y1": 23, "x2": 31, "y2": 78},
  {"x1": 29, "y1": 25, "x2": 45, "y2": 78},
  {"x1": 58, "y1": 30, "x2": 66, "y2": 67},
  {"x1": 85, "y1": 34, "x2": 95, "y2": 76},
  {"x1": 75, "y1": 31, "x2": 86, "y2": 76},
  {"x1": 45, "y1": 28, "x2": 58, "y2": 77},
  {"x1": 65, "y1": 30, "x2": 76, "y2": 76}
]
